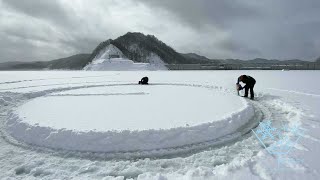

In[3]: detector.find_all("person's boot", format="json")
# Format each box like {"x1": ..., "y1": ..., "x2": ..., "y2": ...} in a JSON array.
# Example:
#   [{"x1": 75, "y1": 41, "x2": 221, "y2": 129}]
[{"x1": 250, "y1": 92, "x2": 254, "y2": 100}]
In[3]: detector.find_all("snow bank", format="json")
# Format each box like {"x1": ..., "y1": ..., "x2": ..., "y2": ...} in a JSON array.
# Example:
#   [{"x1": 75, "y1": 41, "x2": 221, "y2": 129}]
[
  {"x1": 5, "y1": 85, "x2": 254, "y2": 153},
  {"x1": 84, "y1": 44, "x2": 167, "y2": 71},
  {"x1": 145, "y1": 53, "x2": 168, "y2": 70}
]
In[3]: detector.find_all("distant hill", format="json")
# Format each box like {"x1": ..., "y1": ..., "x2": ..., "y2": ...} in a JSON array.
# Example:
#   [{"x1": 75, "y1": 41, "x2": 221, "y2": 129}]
[
  {"x1": 47, "y1": 54, "x2": 91, "y2": 69},
  {"x1": 181, "y1": 53, "x2": 218, "y2": 64},
  {"x1": 316, "y1": 57, "x2": 320, "y2": 63},
  {"x1": 220, "y1": 58, "x2": 308, "y2": 64},
  {"x1": 0, "y1": 54, "x2": 90, "y2": 70},
  {"x1": 0, "y1": 61, "x2": 47, "y2": 70}
]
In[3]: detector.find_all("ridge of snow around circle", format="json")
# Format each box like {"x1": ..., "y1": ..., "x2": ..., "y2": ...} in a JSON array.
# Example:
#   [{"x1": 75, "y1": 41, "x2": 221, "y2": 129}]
[{"x1": 5, "y1": 84, "x2": 254, "y2": 153}]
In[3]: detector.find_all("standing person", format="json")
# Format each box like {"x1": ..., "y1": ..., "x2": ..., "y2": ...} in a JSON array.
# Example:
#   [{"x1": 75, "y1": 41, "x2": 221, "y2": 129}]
[{"x1": 236, "y1": 75, "x2": 256, "y2": 100}]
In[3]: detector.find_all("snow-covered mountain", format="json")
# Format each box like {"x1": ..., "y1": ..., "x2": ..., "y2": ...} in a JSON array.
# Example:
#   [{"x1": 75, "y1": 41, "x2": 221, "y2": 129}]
[{"x1": 85, "y1": 32, "x2": 197, "y2": 69}]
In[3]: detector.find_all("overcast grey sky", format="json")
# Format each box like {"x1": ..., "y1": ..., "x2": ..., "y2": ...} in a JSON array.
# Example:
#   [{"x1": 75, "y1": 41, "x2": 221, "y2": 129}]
[{"x1": 0, "y1": 0, "x2": 319, "y2": 62}]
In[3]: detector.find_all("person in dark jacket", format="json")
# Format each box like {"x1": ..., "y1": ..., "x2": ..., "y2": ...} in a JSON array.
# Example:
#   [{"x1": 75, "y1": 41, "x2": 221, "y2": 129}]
[
  {"x1": 139, "y1": 77, "x2": 149, "y2": 85},
  {"x1": 236, "y1": 75, "x2": 256, "y2": 99}
]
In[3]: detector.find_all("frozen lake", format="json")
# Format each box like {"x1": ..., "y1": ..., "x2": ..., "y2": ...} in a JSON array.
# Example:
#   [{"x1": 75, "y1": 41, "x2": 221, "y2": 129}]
[{"x1": 0, "y1": 70, "x2": 319, "y2": 180}]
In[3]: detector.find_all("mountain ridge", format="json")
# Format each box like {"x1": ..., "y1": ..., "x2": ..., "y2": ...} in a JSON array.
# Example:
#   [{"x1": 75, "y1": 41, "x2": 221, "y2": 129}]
[
  {"x1": 0, "y1": 32, "x2": 318, "y2": 70},
  {"x1": 87, "y1": 32, "x2": 194, "y2": 66}
]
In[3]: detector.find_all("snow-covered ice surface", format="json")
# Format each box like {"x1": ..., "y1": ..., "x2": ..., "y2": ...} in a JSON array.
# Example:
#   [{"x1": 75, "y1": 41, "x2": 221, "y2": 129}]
[
  {"x1": 17, "y1": 86, "x2": 246, "y2": 131},
  {"x1": 0, "y1": 70, "x2": 319, "y2": 180}
]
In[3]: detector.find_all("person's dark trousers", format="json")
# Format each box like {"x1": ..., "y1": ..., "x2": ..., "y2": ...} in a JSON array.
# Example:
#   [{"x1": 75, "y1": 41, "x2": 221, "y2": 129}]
[{"x1": 244, "y1": 83, "x2": 255, "y2": 99}]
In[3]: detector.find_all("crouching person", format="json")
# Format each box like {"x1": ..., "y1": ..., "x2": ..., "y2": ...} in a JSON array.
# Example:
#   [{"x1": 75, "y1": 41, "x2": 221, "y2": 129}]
[{"x1": 139, "y1": 77, "x2": 149, "y2": 85}]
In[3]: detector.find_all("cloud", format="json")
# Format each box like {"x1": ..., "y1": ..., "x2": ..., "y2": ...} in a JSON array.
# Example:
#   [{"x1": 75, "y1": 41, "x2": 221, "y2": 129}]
[
  {"x1": 137, "y1": 0, "x2": 320, "y2": 60},
  {"x1": 0, "y1": 0, "x2": 119, "y2": 61},
  {"x1": 136, "y1": 0, "x2": 260, "y2": 29},
  {"x1": 0, "y1": 0, "x2": 319, "y2": 62},
  {"x1": 2, "y1": 0, "x2": 73, "y2": 27}
]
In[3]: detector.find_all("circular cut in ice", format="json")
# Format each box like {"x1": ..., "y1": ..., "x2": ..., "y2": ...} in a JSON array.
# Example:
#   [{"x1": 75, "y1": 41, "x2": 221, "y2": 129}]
[{"x1": 7, "y1": 84, "x2": 255, "y2": 153}]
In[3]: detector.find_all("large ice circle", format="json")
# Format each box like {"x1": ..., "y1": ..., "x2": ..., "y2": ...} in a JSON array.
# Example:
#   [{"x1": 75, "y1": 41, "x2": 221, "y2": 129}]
[
  {"x1": 18, "y1": 85, "x2": 242, "y2": 131},
  {"x1": 7, "y1": 84, "x2": 255, "y2": 153}
]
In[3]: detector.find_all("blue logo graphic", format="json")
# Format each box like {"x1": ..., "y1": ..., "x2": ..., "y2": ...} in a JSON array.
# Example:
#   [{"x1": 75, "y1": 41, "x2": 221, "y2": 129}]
[{"x1": 252, "y1": 120, "x2": 305, "y2": 172}]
